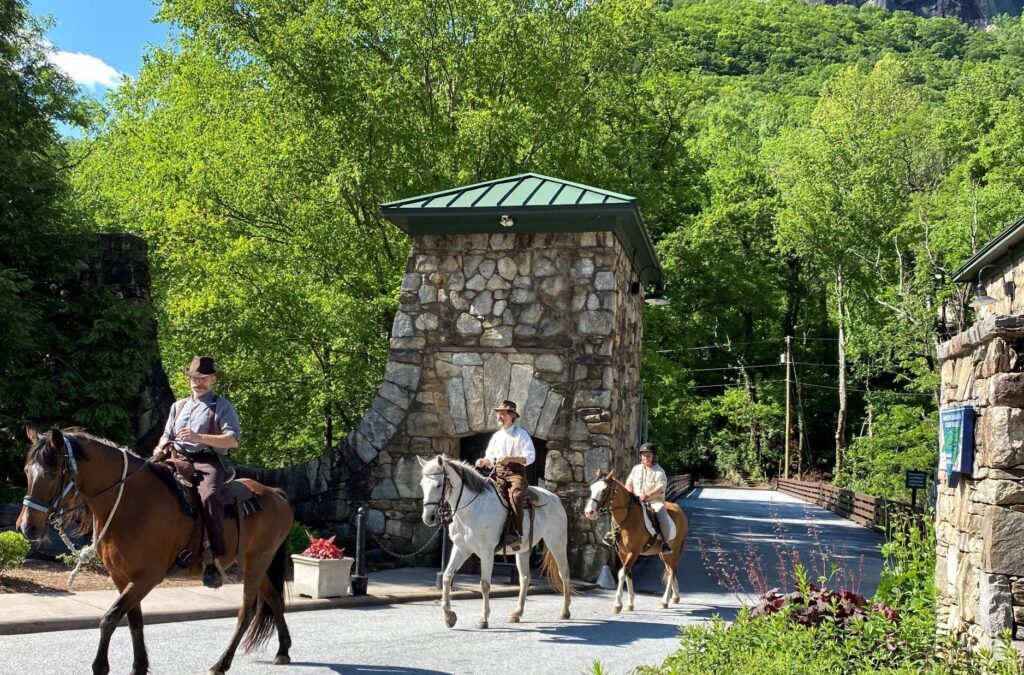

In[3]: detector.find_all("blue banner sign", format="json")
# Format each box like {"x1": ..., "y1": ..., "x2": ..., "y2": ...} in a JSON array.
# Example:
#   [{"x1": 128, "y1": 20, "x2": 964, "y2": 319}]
[{"x1": 940, "y1": 406, "x2": 975, "y2": 477}]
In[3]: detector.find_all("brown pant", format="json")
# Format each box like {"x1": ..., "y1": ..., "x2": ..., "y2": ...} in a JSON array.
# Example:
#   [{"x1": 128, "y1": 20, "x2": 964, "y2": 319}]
[
  {"x1": 496, "y1": 463, "x2": 526, "y2": 535},
  {"x1": 191, "y1": 455, "x2": 227, "y2": 557}
]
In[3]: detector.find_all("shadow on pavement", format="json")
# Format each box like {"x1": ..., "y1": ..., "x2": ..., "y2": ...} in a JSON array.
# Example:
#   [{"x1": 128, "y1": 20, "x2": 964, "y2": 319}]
[{"x1": 283, "y1": 664, "x2": 450, "y2": 675}]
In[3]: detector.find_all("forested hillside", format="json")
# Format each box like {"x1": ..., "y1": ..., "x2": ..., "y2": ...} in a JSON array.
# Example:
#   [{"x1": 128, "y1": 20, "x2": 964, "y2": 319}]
[{"x1": 49, "y1": 0, "x2": 1024, "y2": 500}]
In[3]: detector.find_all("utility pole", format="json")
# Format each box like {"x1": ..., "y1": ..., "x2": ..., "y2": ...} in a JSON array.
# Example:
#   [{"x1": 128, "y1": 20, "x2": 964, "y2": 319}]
[{"x1": 784, "y1": 336, "x2": 793, "y2": 480}]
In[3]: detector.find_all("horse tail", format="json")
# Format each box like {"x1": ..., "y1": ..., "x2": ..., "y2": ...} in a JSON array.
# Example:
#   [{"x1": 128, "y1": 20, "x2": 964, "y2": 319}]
[
  {"x1": 542, "y1": 548, "x2": 574, "y2": 595},
  {"x1": 243, "y1": 539, "x2": 287, "y2": 652}
]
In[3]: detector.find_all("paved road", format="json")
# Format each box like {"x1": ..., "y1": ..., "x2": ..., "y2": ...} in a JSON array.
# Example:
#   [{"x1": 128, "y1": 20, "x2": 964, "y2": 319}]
[{"x1": 0, "y1": 488, "x2": 885, "y2": 674}]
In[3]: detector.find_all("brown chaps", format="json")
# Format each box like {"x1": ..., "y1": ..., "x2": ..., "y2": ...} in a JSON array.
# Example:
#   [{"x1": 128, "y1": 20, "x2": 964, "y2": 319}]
[
  {"x1": 191, "y1": 454, "x2": 228, "y2": 557},
  {"x1": 495, "y1": 463, "x2": 526, "y2": 536}
]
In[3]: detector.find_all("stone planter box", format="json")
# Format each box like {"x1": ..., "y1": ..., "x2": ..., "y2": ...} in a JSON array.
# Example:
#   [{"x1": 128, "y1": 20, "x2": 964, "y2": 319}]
[{"x1": 291, "y1": 555, "x2": 353, "y2": 599}]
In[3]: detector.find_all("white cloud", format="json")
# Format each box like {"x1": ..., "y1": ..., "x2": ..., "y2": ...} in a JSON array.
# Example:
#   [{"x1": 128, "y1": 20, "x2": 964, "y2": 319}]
[{"x1": 47, "y1": 50, "x2": 122, "y2": 89}]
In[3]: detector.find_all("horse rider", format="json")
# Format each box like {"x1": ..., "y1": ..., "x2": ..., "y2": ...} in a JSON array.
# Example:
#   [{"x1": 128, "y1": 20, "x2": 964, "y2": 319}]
[
  {"x1": 625, "y1": 442, "x2": 672, "y2": 554},
  {"x1": 474, "y1": 400, "x2": 535, "y2": 552},
  {"x1": 153, "y1": 356, "x2": 240, "y2": 588}
]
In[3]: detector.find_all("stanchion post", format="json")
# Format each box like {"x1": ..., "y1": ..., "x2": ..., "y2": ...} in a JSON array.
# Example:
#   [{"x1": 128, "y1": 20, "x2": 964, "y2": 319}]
[{"x1": 351, "y1": 506, "x2": 368, "y2": 596}]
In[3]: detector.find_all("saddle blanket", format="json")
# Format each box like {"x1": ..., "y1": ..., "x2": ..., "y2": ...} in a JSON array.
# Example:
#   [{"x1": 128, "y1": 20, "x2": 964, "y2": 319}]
[{"x1": 641, "y1": 504, "x2": 676, "y2": 543}]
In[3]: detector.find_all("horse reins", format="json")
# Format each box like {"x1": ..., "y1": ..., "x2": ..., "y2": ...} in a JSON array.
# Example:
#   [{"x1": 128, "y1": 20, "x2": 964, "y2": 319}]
[
  {"x1": 423, "y1": 465, "x2": 485, "y2": 524},
  {"x1": 590, "y1": 478, "x2": 635, "y2": 523}
]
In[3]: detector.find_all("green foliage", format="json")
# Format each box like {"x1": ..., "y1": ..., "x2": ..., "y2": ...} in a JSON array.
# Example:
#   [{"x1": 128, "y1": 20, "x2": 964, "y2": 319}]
[
  {"x1": 0, "y1": 531, "x2": 30, "y2": 576},
  {"x1": 842, "y1": 405, "x2": 937, "y2": 501},
  {"x1": 642, "y1": 515, "x2": 1024, "y2": 674},
  {"x1": 286, "y1": 522, "x2": 316, "y2": 556}
]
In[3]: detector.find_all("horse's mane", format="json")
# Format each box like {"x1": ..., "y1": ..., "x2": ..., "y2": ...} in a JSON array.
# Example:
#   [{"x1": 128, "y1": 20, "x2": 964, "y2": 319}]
[{"x1": 442, "y1": 457, "x2": 491, "y2": 495}]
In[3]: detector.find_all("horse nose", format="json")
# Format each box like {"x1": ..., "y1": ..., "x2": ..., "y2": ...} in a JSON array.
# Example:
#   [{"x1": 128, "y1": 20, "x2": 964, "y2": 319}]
[
  {"x1": 422, "y1": 510, "x2": 436, "y2": 526},
  {"x1": 20, "y1": 522, "x2": 40, "y2": 541},
  {"x1": 584, "y1": 508, "x2": 596, "y2": 520}
]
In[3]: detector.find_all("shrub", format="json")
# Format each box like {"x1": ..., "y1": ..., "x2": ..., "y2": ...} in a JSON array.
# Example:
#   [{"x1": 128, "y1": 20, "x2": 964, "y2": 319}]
[
  {"x1": 299, "y1": 534, "x2": 343, "y2": 560},
  {"x1": 0, "y1": 531, "x2": 30, "y2": 576},
  {"x1": 286, "y1": 521, "x2": 315, "y2": 556}
]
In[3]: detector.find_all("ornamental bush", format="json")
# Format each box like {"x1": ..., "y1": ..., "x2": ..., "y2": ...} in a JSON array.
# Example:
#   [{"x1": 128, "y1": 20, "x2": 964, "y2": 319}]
[
  {"x1": 300, "y1": 534, "x2": 343, "y2": 560},
  {"x1": 0, "y1": 531, "x2": 30, "y2": 576}
]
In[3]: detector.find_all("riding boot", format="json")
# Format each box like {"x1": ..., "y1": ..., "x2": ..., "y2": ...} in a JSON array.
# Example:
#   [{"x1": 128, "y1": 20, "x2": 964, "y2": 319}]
[{"x1": 203, "y1": 563, "x2": 223, "y2": 589}]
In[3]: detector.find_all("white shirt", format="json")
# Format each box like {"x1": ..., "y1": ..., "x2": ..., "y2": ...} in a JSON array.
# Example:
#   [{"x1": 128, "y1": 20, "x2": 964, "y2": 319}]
[
  {"x1": 626, "y1": 463, "x2": 668, "y2": 504},
  {"x1": 484, "y1": 425, "x2": 536, "y2": 466}
]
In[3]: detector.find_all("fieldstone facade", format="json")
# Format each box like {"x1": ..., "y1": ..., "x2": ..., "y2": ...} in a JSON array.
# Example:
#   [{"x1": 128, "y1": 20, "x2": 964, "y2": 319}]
[
  {"x1": 247, "y1": 228, "x2": 648, "y2": 580},
  {"x1": 937, "y1": 311, "x2": 1024, "y2": 648}
]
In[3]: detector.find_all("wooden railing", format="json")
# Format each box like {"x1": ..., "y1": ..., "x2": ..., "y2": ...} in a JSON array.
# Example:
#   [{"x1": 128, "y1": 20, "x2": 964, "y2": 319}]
[
  {"x1": 776, "y1": 478, "x2": 924, "y2": 532},
  {"x1": 666, "y1": 474, "x2": 694, "y2": 502}
]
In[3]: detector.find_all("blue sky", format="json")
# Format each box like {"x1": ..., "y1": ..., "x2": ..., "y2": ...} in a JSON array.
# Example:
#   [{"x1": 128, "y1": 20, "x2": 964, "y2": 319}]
[{"x1": 29, "y1": 0, "x2": 169, "y2": 94}]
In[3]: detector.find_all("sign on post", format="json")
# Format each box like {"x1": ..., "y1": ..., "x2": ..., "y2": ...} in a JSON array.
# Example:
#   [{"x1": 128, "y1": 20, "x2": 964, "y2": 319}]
[
  {"x1": 905, "y1": 470, "x2": 927, "y2": 489},
  {"x1": 940, "y1": 405, "x2": 975, "y2": 483},
  {"x1": 905, "y1": 469, "x2": 928, "y2": 508}
]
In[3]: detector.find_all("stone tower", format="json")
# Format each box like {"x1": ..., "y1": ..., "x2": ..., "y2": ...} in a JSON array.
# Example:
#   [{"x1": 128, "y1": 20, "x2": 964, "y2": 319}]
[{"x1": 251, "y1": 173, "x2": 663, "y2": 580}]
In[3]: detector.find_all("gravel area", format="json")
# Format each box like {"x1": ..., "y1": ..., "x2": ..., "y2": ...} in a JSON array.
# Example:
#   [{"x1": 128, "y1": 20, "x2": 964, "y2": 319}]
[{"x1": 0, "y1": 558, "x2": 245, "y2": 593}]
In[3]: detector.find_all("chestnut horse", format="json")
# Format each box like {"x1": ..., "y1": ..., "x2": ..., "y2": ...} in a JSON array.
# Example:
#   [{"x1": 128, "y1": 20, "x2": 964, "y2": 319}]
[
  {"x1": 16, "y1": 427, "x2": 294, "y2": 675},
  {"x1": 583, "y1": 469, "x2": 688, "y2": 612}
]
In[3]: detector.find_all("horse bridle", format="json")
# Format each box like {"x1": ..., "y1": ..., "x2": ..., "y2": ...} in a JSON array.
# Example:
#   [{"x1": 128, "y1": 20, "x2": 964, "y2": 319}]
[
  {"x1": 22, "y1": 436, "x2": 80, "y2": 524},
  {"x1": 588, "y1": 477, "x2": 634, "y2": 523},
  {"x1": 422, "y1": 463, "x2": 487, "y2": 524}
]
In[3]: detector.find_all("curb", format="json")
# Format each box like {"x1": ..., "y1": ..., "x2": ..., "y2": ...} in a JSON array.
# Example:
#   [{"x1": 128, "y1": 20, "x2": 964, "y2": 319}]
[{"x1": 0, "y1": 583, "x2": 594, "y2": 636}]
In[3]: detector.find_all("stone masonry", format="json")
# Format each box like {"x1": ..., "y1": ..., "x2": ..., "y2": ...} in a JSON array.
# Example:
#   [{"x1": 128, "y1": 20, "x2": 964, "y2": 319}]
[
  {"x1": 936, "y1": 312, "x2": 1024, "y2": 648},
  {"x1": 247, "y1": 230, "x2": 647, "y2": 580}
]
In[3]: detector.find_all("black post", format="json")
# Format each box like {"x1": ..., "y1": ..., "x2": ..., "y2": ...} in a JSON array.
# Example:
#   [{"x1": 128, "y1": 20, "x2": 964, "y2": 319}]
[
  {"x1": 911, "y1": 488, "x2": 917, "y2": 510},
  {"x1": 351, "y1": 506, "x2": 368, "y2": 596}
]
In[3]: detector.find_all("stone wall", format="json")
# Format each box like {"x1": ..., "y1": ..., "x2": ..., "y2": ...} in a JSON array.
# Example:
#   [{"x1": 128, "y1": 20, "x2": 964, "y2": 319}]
[
  {"x1": 246, "y1": 230, "x2": 646, "y2": 580},
  {"x1": 936, "y1": 314, "x2": 1024, "y2": 648}
]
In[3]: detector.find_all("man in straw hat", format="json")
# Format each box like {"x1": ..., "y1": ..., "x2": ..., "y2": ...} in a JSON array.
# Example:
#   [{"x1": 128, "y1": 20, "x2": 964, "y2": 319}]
[
  {"x1": 153, "y1": 356, "x2": 241, "y2": 588},
  {"x1": 475, "y1": 400, "x2": 535, "y2": 551}
]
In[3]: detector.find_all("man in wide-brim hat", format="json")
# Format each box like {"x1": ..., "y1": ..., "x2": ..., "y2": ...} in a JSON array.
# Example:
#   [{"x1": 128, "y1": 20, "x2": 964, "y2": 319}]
[
  {"x1": 153, "y1": 356, "x2": 241, "y2": 588},
  {"x1": 475, "y1": 400, "x2": 535, "y2": 551}
]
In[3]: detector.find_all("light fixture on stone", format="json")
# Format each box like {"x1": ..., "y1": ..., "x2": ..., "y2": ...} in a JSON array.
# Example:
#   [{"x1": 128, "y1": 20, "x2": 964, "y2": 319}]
[
  {"x1": 629, "y1": 263, "x2": 671, "y2": 306},
  {"x1": 499, "y1": 215, "x2": 514, "y2": 228},
  {"x1": 969, "y1": 264, "x2": 998, "y2": 309}
]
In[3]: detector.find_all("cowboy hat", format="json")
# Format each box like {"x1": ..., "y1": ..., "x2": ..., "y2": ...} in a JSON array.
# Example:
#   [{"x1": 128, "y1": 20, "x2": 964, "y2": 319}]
[
  {"x1": 492, "y1": 400, "x2": 519, "y2": 417},
  {"x1": 182, "y1": 355, "x2": 219, "y2": 377}
]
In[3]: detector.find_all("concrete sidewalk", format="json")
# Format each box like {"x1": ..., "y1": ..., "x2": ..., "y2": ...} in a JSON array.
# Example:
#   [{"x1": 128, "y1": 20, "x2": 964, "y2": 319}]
[{"x1": 0, "y1": 566, "x2": 578, "y2": 636}]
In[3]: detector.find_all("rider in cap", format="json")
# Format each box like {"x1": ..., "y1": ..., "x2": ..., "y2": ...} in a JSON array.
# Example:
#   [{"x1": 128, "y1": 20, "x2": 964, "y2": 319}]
[
  {"x1": 625, "y1": 442, "x2": 672, "y2": 554},
  {"x1": 153, "y1": 356, "x2": 241, "y2": 588},
  {"x1": 475, "y1": 400, "x2": 535, "y2": 551}
]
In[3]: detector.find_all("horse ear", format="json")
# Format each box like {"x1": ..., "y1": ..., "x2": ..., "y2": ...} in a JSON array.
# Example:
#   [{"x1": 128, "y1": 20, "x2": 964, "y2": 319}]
[
  {"x1": 606, "y1": 469, "x2": 616, "y2": 481},
  {"x1": 595, "y1": 468, "x2": 603, "y2": 479},
  {"x1": 49, "y1": 427, "x2": 64, "y2": 451},
  {"x1": 417, "y1": 456, "x2": 427, "y2": 468},
  {"x1": 25, "y1": 425, "x2": 40, "y2": 443},
  {"x1": 435, "y1": 456, "x2": 444, "y2": 468}
]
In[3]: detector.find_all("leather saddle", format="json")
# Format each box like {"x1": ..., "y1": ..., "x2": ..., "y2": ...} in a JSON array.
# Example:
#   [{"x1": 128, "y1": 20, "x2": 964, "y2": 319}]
[{"x1": 158, "y1": 458, "x2": 262, "y2": 575}]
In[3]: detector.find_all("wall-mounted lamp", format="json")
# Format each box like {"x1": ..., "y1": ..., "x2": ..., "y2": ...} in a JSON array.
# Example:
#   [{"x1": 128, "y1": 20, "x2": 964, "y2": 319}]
[
  {"x1": 499, "y1": 215, "x2": 514, "y2": 228},
  {"x1": 969, "y1": 264, "x2": 998, "y2": 309},
  {"x1": 629, "y1": 263, "x2": 670, "y2": 306}
]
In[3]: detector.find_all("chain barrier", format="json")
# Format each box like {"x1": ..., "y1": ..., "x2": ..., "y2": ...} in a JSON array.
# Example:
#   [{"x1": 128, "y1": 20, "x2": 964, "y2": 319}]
[{"x1": 369, "y1": 522, "x2": 445, "y2": 561}]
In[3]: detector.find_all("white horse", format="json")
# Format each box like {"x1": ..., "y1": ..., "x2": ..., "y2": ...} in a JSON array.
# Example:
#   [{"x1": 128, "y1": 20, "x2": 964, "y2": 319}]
[{"x1": 418, "y1": 455, "x2": 573, "y2": 628}]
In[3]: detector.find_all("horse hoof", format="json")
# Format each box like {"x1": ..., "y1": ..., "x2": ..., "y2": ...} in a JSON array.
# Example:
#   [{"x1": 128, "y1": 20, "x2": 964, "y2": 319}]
[
  {"x1": 624, "y1": 605, "x2": 633, "y2": 612},
  {"x1": 660, "y1": 602, "x2": 668, "y2": 609},
  {"x1": 444, "y1": 612, "x2": 457, "y2": 628},
  {"x1": 476, "y1": 619, "x2": 489, "y2": 629},
  {"x1": 273, "y1": 655, "x2": 291, "y2": 665},
  {"x1": 559, "y1": 610, "x2": 571, "y2": 620},
  {"x1": 673, "y1": 597, "x2": 680, "y2": 604},
  {"x1": 507, "y1": 614, "x2": 520, "y2": 623},
  {"x1": 612, "y1": 605, "x2": 622, "y2": 614}
]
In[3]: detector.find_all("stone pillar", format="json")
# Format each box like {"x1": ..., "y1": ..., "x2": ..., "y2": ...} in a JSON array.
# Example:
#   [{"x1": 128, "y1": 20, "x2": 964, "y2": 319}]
[{"x1": 936, "y1": 316, "x2": 1024, "y2": 648}]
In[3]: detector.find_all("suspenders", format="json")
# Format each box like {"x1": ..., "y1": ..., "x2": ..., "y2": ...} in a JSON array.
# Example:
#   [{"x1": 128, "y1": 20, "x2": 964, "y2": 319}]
[{"x1": 172, "y1": 395, "x2": 221, "y2": 451}]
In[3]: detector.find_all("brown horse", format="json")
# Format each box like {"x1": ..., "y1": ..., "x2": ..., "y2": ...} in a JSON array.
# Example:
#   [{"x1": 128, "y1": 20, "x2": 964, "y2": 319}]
[
  {"x1": 583, "y1": 469, "x2": 688, "y2": 612},
  {"x1": 16, "y1": 427, "x2": 294, "y2": 675}
]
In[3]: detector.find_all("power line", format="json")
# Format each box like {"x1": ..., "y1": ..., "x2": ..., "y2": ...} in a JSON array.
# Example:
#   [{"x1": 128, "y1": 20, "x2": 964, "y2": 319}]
[{"x1": 797, "y1": 381, "x2": 933, "y2": 397}]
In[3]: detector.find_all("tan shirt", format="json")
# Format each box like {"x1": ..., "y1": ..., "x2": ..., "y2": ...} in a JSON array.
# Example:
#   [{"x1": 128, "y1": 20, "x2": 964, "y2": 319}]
[{"x1": 626, "y1": 463, "x2": 668, "y2": 504}]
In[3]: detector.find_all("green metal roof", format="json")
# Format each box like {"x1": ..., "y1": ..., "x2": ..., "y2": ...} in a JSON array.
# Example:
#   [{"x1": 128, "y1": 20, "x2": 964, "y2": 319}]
[
  {"x1": 952, "y1": 213, "x2": 1024, "y2": 283},
  {"x1": 381, "y1": 173, "x2": 662, "y2": 285}
]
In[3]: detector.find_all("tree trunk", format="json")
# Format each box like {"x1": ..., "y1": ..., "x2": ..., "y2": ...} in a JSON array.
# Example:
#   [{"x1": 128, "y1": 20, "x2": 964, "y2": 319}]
[{"x1": 834, "y1": 275, "x2": 847, "y2": 479}]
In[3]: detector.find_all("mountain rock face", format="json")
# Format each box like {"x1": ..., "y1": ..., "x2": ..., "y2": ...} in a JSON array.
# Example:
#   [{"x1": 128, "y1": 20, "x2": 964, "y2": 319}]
[{"x1": 808, "y1": 0, "x2": 1022, "y2": 25}]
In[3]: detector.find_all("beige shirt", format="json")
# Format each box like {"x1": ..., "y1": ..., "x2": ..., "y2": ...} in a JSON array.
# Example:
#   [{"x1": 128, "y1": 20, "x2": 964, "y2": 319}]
[{"x1": 626, "y1": 463, "x2": 668, "y2": 504}]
